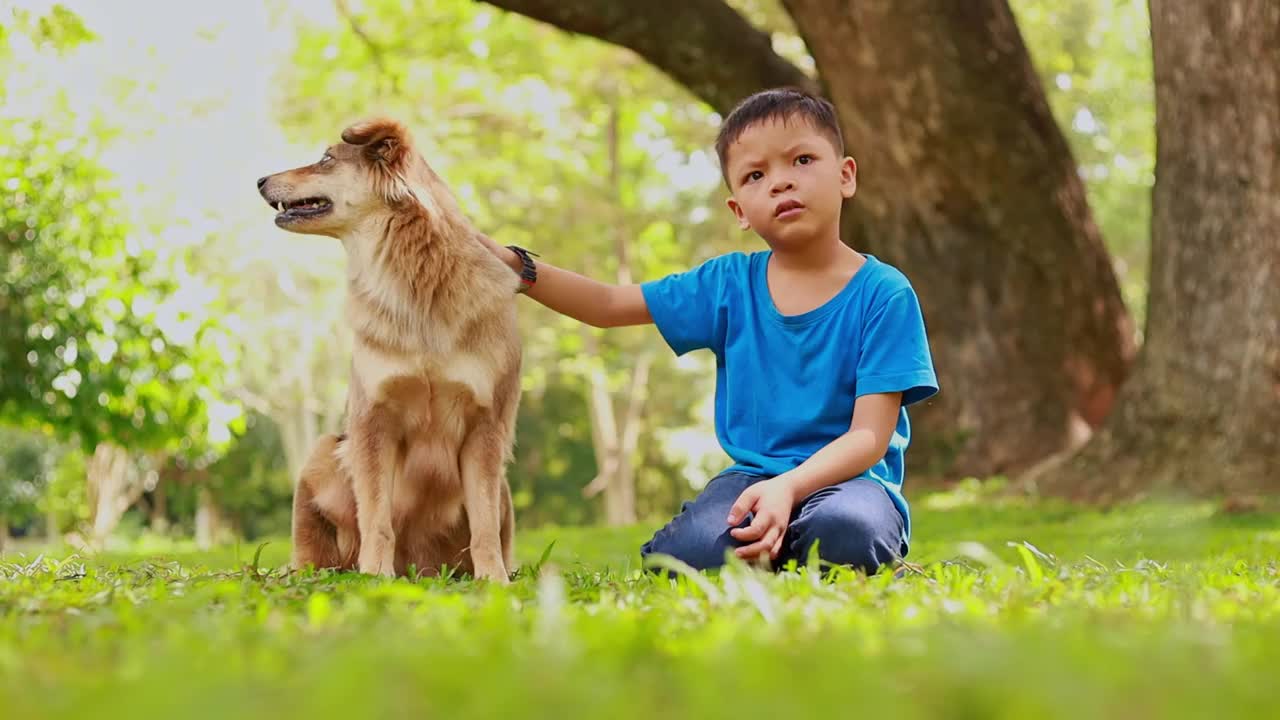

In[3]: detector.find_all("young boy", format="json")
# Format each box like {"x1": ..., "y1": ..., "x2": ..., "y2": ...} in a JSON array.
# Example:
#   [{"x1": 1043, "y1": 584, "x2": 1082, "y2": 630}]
[{"x1": 478, "y1": 87, "x2": 938, "y2": 575}]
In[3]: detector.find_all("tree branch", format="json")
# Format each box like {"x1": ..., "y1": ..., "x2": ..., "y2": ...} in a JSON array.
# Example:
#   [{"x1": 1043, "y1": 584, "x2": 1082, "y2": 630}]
[
  {"x1": 478, "y1": 0, "x2": 816, "y2": 114},
  {"x1": 334, "y1": 0, "x2": 402, "y2": 95}
]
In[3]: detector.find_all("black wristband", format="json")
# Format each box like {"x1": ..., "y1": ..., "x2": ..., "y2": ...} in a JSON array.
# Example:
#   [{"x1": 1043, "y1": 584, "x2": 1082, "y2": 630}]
[{"x1": 507, "y1": 245, "x2": 538, "y2": 293}]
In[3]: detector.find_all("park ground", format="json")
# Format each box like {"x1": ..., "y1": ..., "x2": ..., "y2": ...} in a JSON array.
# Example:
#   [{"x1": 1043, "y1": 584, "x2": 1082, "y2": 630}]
[{"x1": 2, "y1": 483, "x2": 1279, "y2": 720}]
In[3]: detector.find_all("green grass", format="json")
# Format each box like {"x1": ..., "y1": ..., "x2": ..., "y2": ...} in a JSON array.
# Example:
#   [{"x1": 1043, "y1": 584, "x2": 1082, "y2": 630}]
[{"x1": 3, "y1": 489, "x2": 1278, "y2": 719}]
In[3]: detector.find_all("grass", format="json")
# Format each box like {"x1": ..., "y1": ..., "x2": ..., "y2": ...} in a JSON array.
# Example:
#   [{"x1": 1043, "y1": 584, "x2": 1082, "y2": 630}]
[{"x1": 2, "y1": 487, "x2": 1278, "y2": 719}]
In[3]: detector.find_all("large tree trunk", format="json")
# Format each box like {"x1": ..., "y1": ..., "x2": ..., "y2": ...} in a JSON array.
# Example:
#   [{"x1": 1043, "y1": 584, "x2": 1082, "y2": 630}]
[
  {"x1": 149, "y1": 479, "x2": 169, "y2": 534},
  {"x1": 482, "y1": 0, "x2": 1136, "y2": 478},
  {"x1": 195, "y1": 486, "x2": 223, "y2": 550},
  {"x1": 1030, "y1": 0, "x2": 1279, "y2": 502},
  {"x1": 783, "y1": 0, "x2": 1136, "y2": 474},
  {"x1": 86, "y1": 442, "x2": 142, "y2": 544}
]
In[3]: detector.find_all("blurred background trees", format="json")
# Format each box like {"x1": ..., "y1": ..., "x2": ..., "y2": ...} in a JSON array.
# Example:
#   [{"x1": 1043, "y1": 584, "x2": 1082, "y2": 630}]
[{"x1": 2, "y1": 0, "x2": 1270, "y2": 551}]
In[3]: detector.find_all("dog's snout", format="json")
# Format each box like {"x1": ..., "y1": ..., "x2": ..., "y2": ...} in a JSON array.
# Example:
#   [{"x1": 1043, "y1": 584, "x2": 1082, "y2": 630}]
[{"x1": 257, "y1": 176, "x2": 269, "y2": 190}]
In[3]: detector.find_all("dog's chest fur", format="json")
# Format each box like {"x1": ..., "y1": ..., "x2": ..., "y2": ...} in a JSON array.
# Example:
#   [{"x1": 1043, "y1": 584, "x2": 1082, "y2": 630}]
[{"x1": 333, "y1": 242, "x2": 515, "y2": 533}]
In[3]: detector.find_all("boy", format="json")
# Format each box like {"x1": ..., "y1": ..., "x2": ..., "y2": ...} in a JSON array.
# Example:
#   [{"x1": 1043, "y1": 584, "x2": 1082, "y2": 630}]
[{"x1": 478, "y1": 87, "x2": 938, "y2": 574}]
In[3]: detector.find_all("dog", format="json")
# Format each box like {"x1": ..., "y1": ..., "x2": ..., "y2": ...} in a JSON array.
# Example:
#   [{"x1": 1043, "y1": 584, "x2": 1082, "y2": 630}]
[{"x1": 257, "y1": 117, "x2": 521, "y2": 582}]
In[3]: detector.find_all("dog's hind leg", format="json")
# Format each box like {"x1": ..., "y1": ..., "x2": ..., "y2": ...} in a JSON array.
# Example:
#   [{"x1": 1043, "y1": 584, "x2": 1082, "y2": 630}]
[
  {"x1": 292, "y1": 488, "x2": 343, "y2": 572},
  {"x1": 291, "y1": 435, "x2": 348, "y2": 572},
  {"x1": 294, "y1": 434, "x2": 362, "y2": 571}
]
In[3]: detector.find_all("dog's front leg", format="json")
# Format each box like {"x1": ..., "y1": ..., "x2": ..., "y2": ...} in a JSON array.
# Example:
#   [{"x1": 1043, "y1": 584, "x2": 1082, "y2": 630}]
[
  {"x1": 348, "y1": 406, "x2": 400, "y2": 577},
  {"x1": 459, "y1": 421, "x2": 512, "y2": 584}
]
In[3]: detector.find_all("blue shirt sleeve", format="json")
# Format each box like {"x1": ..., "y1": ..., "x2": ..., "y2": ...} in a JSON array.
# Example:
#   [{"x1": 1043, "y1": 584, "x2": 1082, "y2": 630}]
[
  {"x1": 640, "y1": 255, "x2": 731, "y2": 357},
  {"x1": 856, "y1": 287, "x2": 939, "y2": 406}
]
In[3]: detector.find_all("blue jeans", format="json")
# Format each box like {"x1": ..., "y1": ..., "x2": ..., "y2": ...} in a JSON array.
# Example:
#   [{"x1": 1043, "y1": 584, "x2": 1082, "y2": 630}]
[{"x1": 640, "y1": 471, "x2": 907, "y2": 574}]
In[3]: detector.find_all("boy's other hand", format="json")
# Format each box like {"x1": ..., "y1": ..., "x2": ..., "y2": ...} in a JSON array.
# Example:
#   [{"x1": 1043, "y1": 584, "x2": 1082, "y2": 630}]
[{"x1": 727, "y1": 478, "x2": 797, "y2": 563}]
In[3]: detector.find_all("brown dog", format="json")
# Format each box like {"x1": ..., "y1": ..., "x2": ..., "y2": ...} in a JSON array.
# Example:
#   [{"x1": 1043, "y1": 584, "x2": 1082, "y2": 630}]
[{"x1": 257, "y1": 118, "x2": 521, "y2": 582}]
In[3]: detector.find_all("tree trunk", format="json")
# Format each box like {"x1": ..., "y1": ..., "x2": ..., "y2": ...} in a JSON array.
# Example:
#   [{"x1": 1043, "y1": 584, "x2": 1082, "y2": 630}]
[
  {"x1": 0, "y1": 518, "x2": 8, "y2": 554},
  {"x1": 483, "y1": 0, "x2": 1136, "y2": 478},
  {"x1": 1029, "y1": 0, "x2": 1280, "y2": 502},
  {"x1": 578, "y1": 96, "x2": 655, "y2": 526},
  {"x1": 195, "y1": 485, "x2": 222, "y2": 549},
  {"x1": 149, "y1": 479, "x2": 169, "y2": 534},
  {"x1": 86, "y1": 442, "x2": 140, "y2": 544},
  {"x1": 581, "y1": 331, "x2": 651, "y2": 526},
  {"x1": 480, "y1": 0, "x2": 815, "y2": 112}
]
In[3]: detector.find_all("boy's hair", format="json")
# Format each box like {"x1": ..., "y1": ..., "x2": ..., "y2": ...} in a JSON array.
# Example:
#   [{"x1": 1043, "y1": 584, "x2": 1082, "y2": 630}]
[{"x1": 714, "y1": 87, "x2": 845, "y2": 185}]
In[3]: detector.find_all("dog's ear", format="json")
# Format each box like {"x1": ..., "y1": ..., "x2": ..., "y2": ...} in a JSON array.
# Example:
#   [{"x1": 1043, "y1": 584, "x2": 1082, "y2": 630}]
[{"x1": 341, "y1": 118, "x2": 409, "y2": 169}]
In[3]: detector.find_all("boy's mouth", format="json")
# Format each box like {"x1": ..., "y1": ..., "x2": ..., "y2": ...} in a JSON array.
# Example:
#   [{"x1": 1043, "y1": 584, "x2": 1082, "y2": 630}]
[{"x1": 774, "y1": 199, "x2": 805, "y2": 219}]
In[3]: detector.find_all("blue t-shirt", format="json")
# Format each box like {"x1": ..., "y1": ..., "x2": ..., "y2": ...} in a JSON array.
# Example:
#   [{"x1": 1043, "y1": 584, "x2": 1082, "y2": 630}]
[{"x1": 640, "y1": 251, "x2": 938, "y2": 542}]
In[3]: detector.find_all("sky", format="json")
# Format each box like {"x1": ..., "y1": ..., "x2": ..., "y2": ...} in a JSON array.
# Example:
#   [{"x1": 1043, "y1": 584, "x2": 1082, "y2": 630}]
[{"x1": 4, "y1": 0, "x2": 329, "y2": 243}]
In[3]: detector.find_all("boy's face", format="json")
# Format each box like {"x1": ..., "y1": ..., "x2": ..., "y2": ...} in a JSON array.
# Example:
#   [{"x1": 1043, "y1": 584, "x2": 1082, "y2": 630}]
[{"x1": 723, "y1": 117, "x2": 856, "y2": 250}]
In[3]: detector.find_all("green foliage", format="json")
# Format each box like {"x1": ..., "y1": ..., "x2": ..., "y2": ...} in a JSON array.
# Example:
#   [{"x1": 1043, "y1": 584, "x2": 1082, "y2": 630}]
[
  {"x1": 37, "y1": 440, "x2": 89, "y2": 533},
  {"x1": 0, "y1": 426, "x2": 87, "y2": 538},
  {"x1": 195, "y1": 411, "x2": 293, "y2": 539},
  {"x1": 0, "y1": 6, "x2": 243, "y2": 462},
  {"x1": 0, "y1": 118, "x2": 230, "y2": 458},
  {"x1": 2, "y1": 499, "x2": 1277, "y2": 719},
  {"x1": 0, "y1": 3, "x2": 94, "y2": 65},
  {"x1": 0, "y1": 428, "x2": 51, "y2": 530}
]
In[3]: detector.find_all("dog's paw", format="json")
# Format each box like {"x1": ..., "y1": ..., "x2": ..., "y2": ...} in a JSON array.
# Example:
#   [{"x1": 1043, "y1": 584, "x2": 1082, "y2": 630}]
[
  {"x1": 474, "y1": 568, "x2": 511, "y2": 585},
  {"x1": 472, "y1": 552, "x2": 510, "y2": 585},
  {"x1": 358, "y1": 561, "x2": 396, "y2": 578},
  {"x1": 357, "y1": 548, "x2": 397, "y2": 578}
]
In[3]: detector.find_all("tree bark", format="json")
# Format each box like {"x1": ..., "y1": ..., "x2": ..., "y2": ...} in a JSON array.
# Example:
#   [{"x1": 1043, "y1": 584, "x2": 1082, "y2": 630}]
[
  {"x1": 195, "y1": 485, "x2": 222, "y2": 550},
  {"x1": 482, "y1": 0, "x2": 1136, "y2": 478},
  {"x1": 86, "y1": 442, "x2": 140, "y2": 544},
  {"x1": 581, "y1": 334, "x2": 652, "y2": 525},
  {"x1": 149, "y1": 478, "x2": 169, "y2": 534},
  {"x1": 1029, "y1": 0, "x2": 1280, "y2": 502},
  {"x1": 480, "y1": 0, "x2": 816, "y2": 112}
]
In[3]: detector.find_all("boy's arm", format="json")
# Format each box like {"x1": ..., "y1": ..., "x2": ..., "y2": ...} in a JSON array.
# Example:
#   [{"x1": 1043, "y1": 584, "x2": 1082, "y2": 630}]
[
  {"x1": 777, "y1": 392, "x2": 902, "y2": 499},
  {"x1": 477, "y1": 233, "x2": 652, "y2": 328},
  {"x1": 727, "y1": 392, "x2": 902, "y2": 561}
]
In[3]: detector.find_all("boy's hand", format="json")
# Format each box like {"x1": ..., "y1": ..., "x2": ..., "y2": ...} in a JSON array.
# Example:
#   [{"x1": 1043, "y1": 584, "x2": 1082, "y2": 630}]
[{"x1": 726, "y1": 478, "x2": 797, "y2": 563}]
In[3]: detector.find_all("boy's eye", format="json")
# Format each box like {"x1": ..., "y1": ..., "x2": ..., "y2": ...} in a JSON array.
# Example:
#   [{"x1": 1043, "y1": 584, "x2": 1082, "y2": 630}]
[
  {"x1": 744, "y1": 170, "x2": 763, "y2": 184},
  {"x1": 795, "y1": 154, "x2": 814, "y2": 165}
]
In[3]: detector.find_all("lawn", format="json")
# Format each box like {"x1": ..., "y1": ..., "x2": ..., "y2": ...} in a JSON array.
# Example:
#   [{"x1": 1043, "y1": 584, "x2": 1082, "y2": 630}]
[{"x1": 2, "y1": 487, "x2": 1278, "y2": 719}]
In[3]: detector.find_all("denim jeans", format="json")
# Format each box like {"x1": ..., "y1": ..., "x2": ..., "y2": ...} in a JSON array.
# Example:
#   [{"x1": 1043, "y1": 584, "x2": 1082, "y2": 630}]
[{"x1": 640, "y1": 471, "x2": 907, "y2": 574}]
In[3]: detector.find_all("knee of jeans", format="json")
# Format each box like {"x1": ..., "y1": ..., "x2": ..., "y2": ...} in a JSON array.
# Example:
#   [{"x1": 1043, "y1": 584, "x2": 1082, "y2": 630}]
[
  {"x1": 792, "y1": 505, "x2": 899, "y2": 573},
  {"x1": 640, "y1": 524, "x2": 732, "y2": 572}
]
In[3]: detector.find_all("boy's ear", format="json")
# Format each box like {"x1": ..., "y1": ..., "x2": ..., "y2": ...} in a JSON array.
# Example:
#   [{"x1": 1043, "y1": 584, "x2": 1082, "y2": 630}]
[
  {"x1": 726, "y1": 197, "x2": 752, "y2": 230},
  {"x1": 840, "y1": 156, "x2": 857, "y2": 199}
]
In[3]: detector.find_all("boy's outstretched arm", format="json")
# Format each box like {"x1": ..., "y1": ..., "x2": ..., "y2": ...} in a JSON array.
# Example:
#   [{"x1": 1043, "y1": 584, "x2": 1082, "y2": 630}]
[{"x1": 477, "y1": 233, "x2": 652, "y2": 328}]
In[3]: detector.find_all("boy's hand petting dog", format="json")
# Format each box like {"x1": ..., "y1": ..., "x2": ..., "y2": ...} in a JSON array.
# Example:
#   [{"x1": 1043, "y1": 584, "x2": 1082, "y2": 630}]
[{"x1": 726, "y1": 478, "x2": 798, "y2": 564}]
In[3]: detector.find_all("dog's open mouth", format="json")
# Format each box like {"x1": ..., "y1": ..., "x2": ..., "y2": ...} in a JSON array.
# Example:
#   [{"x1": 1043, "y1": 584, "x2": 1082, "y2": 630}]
[{"x1": 273, "y1": 196, "x2": 333, "y2": 222}]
